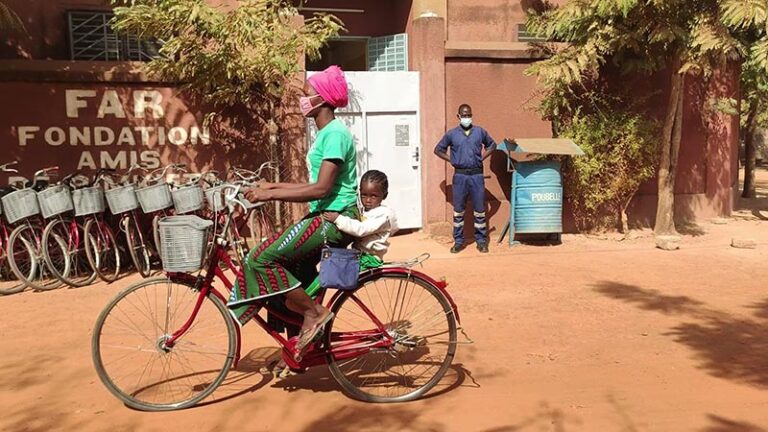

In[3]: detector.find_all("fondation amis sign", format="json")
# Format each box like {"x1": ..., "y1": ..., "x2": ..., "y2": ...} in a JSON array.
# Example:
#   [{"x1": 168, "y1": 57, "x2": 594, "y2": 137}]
[{"x1": 1, "y1": 83, "x2": 212, "y2": 183}]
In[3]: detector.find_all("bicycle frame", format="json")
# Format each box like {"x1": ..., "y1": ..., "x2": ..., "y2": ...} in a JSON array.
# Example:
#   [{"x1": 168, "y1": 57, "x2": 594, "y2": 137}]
[{"x1": 161, "y1": 237, "x2": 461, "y2": 372}]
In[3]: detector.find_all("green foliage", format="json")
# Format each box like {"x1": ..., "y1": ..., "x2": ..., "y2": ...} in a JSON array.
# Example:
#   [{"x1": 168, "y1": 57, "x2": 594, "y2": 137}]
[
  {"x1": 554, "y1": 91, "x2": 659, "y2": 230},
  {"x1": 110, "y1": 0, "x2": 343, "y2": 120},
  {"x1": 0, "y1": 1, "x2": 25, "y2": 33}
]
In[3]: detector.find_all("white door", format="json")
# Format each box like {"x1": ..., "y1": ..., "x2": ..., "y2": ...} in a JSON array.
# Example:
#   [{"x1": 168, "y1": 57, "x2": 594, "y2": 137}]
[{"x1": 307, "y1": 71, "x2": 422, "y2": 228}]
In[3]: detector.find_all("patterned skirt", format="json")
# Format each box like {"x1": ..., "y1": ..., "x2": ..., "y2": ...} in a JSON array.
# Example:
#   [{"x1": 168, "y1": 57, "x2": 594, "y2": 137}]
[{"x1": 227, "y1": 206, "x2": 358, "y2": 325}]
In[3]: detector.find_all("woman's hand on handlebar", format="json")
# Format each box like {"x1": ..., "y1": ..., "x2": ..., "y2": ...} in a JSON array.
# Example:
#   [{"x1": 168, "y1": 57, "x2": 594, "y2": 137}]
[
  {"x1": 244, "y1": 185, "x2": 271, "y2": 203},
  {"x1": 256, "y1": 180, "x2": 276, "y2": 190}
]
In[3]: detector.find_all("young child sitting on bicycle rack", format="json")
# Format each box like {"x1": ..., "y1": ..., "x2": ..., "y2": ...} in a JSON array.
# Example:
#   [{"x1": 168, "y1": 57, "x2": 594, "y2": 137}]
[{"x1": 322, "y1": 170, "x2": 398, "y2": 267}]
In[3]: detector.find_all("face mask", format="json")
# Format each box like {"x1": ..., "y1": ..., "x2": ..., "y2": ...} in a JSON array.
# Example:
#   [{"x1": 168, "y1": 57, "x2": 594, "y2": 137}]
[
  {"x1": 459, "y1": 117, "x2": 473, "y2": 128},
  {"x1": 300, "y1": 96, "x2": 324, "y2": 117}
]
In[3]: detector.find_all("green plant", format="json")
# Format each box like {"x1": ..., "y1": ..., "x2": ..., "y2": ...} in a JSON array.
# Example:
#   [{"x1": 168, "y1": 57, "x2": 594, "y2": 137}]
[
  {"x1": 524, "y1": 0, "x2": 768, "y2": 235},
  {"x1": 0, "y1": 1, "x2": 25, "y2": 33},
  {"x1": 550, "y1": 90, "x2": 660, "y2": 232},
  {"x1": 110, "y1": 0, "x2": 343, "y2": 224}
]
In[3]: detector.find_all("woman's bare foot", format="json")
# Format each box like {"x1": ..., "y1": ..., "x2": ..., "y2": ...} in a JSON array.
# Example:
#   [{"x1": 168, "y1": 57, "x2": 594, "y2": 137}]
[{"x1": 294, "y1": 306, "x2": 334, "y2": 362}]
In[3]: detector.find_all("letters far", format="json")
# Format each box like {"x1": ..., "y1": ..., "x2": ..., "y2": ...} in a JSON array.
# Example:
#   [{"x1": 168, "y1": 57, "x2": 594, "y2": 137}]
[{"x1": 65, "y1": 89, "x2": 165, "y2": 119}]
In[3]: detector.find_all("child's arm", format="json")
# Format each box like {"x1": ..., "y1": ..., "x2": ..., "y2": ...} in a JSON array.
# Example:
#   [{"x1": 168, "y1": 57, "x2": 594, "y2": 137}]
[{"x1": 332, "y1": 209, "x2": 391, "y2": 238}]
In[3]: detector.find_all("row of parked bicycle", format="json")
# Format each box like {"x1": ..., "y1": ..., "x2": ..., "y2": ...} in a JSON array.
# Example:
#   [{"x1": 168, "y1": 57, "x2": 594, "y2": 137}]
[{"x1": 0, "y1": 161, "x2": 277, "y2": 295}]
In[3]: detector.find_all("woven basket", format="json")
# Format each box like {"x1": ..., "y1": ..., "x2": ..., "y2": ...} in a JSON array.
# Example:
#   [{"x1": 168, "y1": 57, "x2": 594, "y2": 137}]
[
  {"x1": 2, "y1": 189, "x2": 40, "y2": 224},
  {"x1": 73, "y1": 186, "x2": 105, "y2": 216},
  {"x1": 157, "y1": 215, "x2": 213, "y2": 272},
  {"x1": 105, "y1": 184, "x2": 139, "y2": 214},
  {"x1": 171, "y1": 185, "x2": 204, "y2": 214},
  {"x1": 38, "y1": 184, "x2": 74, "y2": 219}
]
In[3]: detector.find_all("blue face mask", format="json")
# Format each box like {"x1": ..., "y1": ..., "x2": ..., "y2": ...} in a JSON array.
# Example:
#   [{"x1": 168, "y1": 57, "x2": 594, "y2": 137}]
[{"x1": 459, "y1": 117, "x2": 473, "y2": 128}]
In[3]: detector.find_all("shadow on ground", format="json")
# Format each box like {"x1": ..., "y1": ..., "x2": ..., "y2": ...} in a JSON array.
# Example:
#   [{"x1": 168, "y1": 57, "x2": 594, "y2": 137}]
[{"x1": 594, "y1": 281, "x2": 768, "y2": 389}]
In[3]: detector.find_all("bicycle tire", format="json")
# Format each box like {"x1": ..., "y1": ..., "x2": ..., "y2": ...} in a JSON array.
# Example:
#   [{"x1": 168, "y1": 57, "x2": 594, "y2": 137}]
[
  {"x1": 43, "y1": 218, "x2": 97, "y2": 287},
  {"x1": 152, "y1": 214, "x2": 162, "y2": 259},
  {"x1": 0, "y1": 231, "x2": 32, "y2": 295},
  {"x1": 92, "y1": 277, "x2": 237, "y2": 411},
  {"x1": 325, "y1": 272, "x2": 457, "y2": 403},
  {"x1": 124, "y1": 216, "x2": 151, "y2": 278},
  {"x1": 7, "y1": 223, "x2": 65, "y2": 291},
  {"x1": 84, "y1": 218, "x2": 121, "y2": 283}
]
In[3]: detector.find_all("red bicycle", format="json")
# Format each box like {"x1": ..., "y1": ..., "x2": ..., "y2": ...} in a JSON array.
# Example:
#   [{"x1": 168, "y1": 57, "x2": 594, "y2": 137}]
[{"x1": 92, "y1": 186, "x2": 461, "y2": 411}]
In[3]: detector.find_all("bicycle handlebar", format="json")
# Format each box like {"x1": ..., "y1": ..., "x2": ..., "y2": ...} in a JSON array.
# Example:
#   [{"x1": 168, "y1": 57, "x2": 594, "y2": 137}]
[{"x1": 0, "y1": 161, "x2": 19, "y2": 173}]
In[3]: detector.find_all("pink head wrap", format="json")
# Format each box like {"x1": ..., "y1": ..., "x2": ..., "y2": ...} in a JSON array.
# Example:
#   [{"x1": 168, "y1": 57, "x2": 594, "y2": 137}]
[{"x1": 308, "y1": 65, "x2": 349, "y2": 108}]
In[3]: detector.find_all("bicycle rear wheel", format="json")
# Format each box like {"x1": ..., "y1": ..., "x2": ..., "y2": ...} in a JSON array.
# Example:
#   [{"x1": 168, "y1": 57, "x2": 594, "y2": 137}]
[
  {"x1": 92, "y1": 277, "x2": 237, "y2": 411},
  {"x1": 8, "y1": 223, "x2": 65, "y2": 291},
  {"x1": 43, "y1": 218, "x2": 97, "y2": 287},
  {"x1": 326, "y1": 272, "x2": 457, "y2": 402},
  {"x1": 124, "y1": 215, "x2": 151, "y2": 277},
  {"x1": 84, "y1": 218, "x2": 121, "y2": 283}
]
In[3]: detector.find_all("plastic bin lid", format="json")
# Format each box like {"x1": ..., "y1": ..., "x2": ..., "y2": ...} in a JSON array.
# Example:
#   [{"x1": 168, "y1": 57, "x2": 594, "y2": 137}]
[{"x1": 497, "y1": 138, "x2": 584, "y2": 157}]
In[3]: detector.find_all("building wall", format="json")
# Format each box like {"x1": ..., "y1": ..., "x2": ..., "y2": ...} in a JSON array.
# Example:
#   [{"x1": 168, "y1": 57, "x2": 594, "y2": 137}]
[
  {"x1": 298, "y1": 0, "x2": 412, "y2": 38},
  {"x1": 413, "y1": 1, "x2": 740, "y2": 235},
  {"x1": 2, "y1": 0, "x2": 111, "y2": 60},
  {"x1": 444, "y1": 58, "x2": 552, "y2": 234}
]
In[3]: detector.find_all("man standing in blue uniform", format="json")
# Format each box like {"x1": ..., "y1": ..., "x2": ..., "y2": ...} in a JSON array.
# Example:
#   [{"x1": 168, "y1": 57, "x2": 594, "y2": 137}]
[{"x1": 434, "y1": 104, "x2": 497, "y2": 253}]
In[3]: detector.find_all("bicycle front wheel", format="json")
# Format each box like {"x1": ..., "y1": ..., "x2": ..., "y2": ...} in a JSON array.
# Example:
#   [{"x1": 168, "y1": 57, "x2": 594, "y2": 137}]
[
  {"x1": 326, "y1": 272, "x2": 457, "y2": 403},
  {"x1": 92, "y1": 277, "x2": 237, "y2": 411},
  {"x1": 124, "y1": 215, "x2": 151, "y2": 277},
  {"x1": 8, "y1": 223, "x2": 64, "y2": 291},
  {"x1": 0, "y1": 232, "x2": 31, "y2": 295},
  {"x1": 84, "y1": 218, "x2": 121, "y2": 283},
  {"x1": 43, "y1": 218, "x2": 96, "y2": 287}
]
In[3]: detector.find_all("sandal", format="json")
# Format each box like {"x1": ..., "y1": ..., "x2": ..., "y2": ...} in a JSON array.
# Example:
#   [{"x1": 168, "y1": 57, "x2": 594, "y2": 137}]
[{"x1": 294, "y1": 311, "x2": 335, "y2": 362}]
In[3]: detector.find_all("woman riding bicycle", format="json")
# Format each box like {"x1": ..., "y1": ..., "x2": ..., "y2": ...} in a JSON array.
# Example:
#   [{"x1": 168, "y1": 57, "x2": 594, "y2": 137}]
[{"x1": 239, "y1": 65, "x2": 357, "y2": 360}]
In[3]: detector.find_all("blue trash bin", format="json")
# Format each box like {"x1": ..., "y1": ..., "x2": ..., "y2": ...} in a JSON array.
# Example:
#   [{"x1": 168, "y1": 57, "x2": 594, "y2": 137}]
[{"x1": 496, "y1": 139, "x2": 583, "y2": 246}]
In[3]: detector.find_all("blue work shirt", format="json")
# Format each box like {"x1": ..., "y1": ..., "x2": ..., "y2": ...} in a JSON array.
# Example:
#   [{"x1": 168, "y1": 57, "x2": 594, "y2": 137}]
[{"x1": 435, "y1": 126, "x2": 497, "y2": 169}]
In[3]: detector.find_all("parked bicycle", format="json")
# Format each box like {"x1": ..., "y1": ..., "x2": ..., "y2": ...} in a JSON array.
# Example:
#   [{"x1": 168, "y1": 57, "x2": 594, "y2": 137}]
[
  {"x1": 92, "y1": 184, "x2": 461, "y2": 411},
  {"x1": 80, "y1": 169, "x2": 122, "y2": 283},
  {"x1": 41, "y1": 170, "x2": 98, "y2": 288},
  {"x1": 0, "y1": 162, "x2": 31, "y2": 295},
  {"x1": 106, "y1": 163, "x2": 154, "y2": 278},
  {"x1": 3, "y1": 165, "x2": 68, "y2": 292}
]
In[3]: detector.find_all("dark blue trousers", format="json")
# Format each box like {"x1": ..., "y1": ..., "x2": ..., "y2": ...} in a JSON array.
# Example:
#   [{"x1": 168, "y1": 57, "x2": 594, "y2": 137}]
[{"x1": 452, "y1": 173, "x2": 487, "y2": 245}]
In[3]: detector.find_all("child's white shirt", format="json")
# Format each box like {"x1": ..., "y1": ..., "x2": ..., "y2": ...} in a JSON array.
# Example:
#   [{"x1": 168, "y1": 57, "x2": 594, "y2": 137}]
[{"x1": 333, "y1": 205, "x2": 398, "y2": 260}]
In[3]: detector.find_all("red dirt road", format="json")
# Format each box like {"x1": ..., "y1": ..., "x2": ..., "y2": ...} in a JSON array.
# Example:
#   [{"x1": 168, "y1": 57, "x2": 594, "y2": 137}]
[{"x1": 2, "y1": 182, "x2": 768, "y2": 431}]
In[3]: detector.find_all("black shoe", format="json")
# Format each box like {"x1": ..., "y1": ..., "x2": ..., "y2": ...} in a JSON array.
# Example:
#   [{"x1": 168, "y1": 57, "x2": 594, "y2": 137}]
[
  {"x1": 477, "y1": 242, "x2": 489, "y2": 253},
  {"x1": 450, "y1": 243, "x2": 465, "y2": 254}
]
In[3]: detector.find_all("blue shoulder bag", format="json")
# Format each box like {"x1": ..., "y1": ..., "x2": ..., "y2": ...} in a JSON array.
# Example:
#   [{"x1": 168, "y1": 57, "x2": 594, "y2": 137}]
[{"x1": 319, "y1": 245, "x2": 361, "y2": 291}]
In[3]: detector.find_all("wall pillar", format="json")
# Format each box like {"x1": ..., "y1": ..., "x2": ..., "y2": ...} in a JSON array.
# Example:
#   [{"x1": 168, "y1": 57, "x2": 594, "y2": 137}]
[{"x1": 410, "y1": 16, "x2": 447, "y2": 227}]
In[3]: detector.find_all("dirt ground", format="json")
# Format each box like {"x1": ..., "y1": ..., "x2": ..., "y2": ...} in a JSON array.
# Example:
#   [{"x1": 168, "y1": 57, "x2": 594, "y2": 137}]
[{"x1": 1, "y1": 169, "x2": 767, "y2": 432}]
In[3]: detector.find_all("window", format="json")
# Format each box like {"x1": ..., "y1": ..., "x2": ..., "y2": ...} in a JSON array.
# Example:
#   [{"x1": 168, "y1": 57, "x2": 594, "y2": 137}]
[
  {"x1": 67, "y1": 11, "x2": 161, "y2": 61},
  {"x1": 367, "y1": 34, "x2": 407, "y2": 72},
  {"x1": 307, "y1": 38, "x2": 368, "y2": 71},
  {"x1": 517, "y1": 24, "x2": 547, "y2": 43},
  {"x1": 307, "y1": 33, "x2": 408, "y2": 72}
]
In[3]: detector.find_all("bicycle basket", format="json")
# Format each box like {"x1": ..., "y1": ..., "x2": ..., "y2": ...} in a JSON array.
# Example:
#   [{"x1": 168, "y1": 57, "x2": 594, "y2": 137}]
[
  {"x1": 158, "y1": 215, "x2": 213, "y2": 272},
  {"x1": 204, "y1": 183, "x2": 233, "y2": 213},
  {"x1": 171, "y1": 185, "x2": 204, "y2": 214},
  {"x1": 105, "y1": 184, "x2": 139, "y2": 214},
  {"x1": 38, "y1": 184, "x2": 74, "y2": 219},
  {"x1": 136, "y1": 182, "x2": 173, "y2": 213},
  {"x1": 73, "y1": 186, "x2": 105, "y2": 216},
  {"x1": 2, "y1": 189, "x2": 40, "y2": 224}
]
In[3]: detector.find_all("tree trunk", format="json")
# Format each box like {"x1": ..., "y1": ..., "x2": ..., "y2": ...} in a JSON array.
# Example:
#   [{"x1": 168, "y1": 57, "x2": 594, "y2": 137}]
[
  {"x1": 654, "y1": 63, "x2": 685, "y2": 236},
  {"x1": 742, "y1": 102, "x2": 758, "y2": 198}
]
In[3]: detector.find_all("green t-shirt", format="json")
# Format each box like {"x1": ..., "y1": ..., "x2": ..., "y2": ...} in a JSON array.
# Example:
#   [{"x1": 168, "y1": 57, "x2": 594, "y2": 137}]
[{"x1": 307, "y1": 119, "x2": 358, "y2": 212}]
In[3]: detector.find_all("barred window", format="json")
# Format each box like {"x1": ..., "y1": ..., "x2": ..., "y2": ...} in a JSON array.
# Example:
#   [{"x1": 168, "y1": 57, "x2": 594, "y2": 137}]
[
  {"x1": 67, "y1": 10, "x2": 161, "y2": 61},
  {"x1": 517, "y1": 23, "x2": 548, "y2": 43}
]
